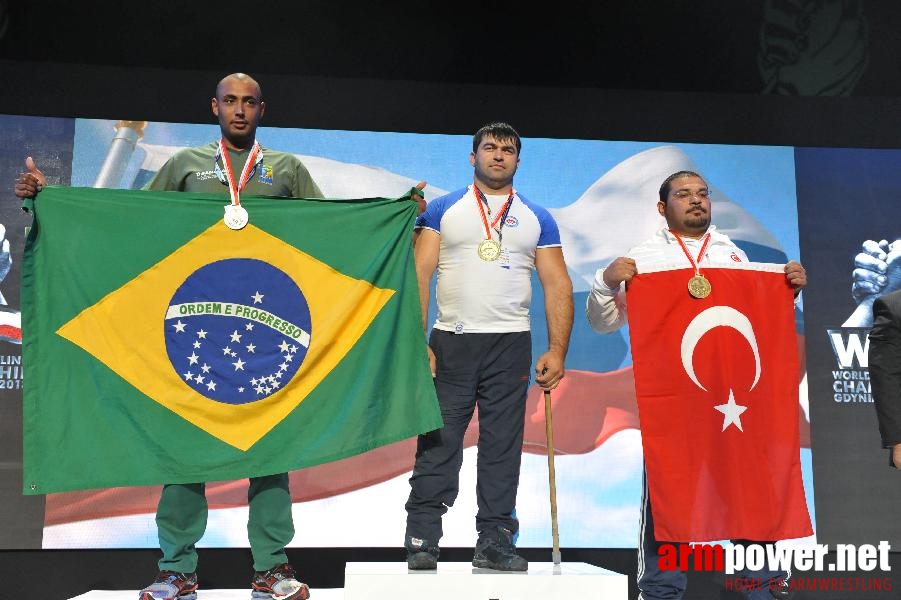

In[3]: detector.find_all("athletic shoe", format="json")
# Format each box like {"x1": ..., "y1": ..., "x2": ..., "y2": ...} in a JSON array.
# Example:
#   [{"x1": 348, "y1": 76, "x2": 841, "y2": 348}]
[
  {"x1": 138, "y1": 570, "x2": 198, "y2": 600},
  {"x1": 472, "y1": 527, "x2": 528, "y2": 572},
  {"x1": 770, "y1": 569, "x2": 793, "y2": 599},
  {"x1": 251, "y1": 562, "x2": 310, "y2": 600},
  {"x1": 405, "y1": 536, "x2": 440, "y2": 570}
]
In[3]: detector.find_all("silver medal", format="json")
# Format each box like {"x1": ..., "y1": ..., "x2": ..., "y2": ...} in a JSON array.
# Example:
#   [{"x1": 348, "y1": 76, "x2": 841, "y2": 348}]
[{"x1": 224, "y1": 204, "x2": 249, "y2": 230}]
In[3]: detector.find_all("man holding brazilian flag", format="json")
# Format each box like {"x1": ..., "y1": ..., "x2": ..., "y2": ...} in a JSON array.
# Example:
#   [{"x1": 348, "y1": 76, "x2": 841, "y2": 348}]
[{"x1": 15, "y1": 70, "x2": 439, "y2": 600}]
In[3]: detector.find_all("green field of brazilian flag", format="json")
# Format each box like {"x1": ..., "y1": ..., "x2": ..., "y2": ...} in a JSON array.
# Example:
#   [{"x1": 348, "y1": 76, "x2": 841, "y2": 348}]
[{"x1": 22, "y1": 187, "x2": 441, "y2": 494}]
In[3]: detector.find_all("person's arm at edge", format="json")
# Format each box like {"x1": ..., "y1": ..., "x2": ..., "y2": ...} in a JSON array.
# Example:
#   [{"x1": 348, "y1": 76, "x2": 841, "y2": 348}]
[
  {"x1": 414, "y1": 228, "x2": 440, "y2": 377},
  {"x1": 869, "y1": 296, "x2": 901, "y2": 468},
  {"x1": 534, "y1": 246, "x2": 573, "y2": 390}
]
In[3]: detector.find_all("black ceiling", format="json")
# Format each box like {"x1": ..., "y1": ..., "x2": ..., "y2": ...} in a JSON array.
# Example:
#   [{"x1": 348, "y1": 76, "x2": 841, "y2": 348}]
[{"x1": 3, "y1": 1, "x2": 899, "y2": 97}]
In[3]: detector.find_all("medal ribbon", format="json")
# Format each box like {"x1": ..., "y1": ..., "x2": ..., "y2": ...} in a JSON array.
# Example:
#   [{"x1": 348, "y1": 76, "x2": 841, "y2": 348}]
[
  {"x1": 670, "y1": 229, "x2": 711, "y2": 275},
  {"x1": 474, "y1": 185, "x2": 514, "y2": 243},
  {"x1": 216, "y1": 138, "x2": 262, "y2": 207}
]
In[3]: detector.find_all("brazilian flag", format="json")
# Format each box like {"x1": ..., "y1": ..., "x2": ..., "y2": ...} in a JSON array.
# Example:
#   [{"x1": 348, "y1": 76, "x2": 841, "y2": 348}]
[{"x1": 22, "y1": 187, "x2": 441, "y2": 494}]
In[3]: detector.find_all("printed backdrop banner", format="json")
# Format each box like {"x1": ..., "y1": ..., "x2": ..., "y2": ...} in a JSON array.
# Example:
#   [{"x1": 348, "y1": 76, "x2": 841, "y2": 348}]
[
  {"x1": 796, "y1": 147, "x2": 901, "y2": 546},
  {"x1": 626, "y1": 264, "x2": 812, "y2": 542},
  {"x1": 22, "y1": 186, "x2": 441, "y2": 494},
  {"x1": 0, "y1": 114, "x2": 71, "y2": 547},
  {"x1": 12, "y1": 119, "x2": 808, "y2": 549}
]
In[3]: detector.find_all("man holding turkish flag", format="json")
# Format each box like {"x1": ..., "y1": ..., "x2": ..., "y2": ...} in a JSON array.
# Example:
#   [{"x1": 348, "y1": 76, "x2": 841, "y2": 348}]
[
  {"x1": 587, "y1": 170, "x2": 811, "y2": 600},
  {"x1": 627, "y1": 265, "x2": 811, "y2": 542}
]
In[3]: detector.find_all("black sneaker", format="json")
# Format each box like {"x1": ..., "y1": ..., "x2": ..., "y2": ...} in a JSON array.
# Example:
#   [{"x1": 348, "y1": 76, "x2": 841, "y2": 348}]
[
  {"x1": 405, "y1": 535, "x2": 440, "y2": 570},
  {"x1": 770, "y1": 570, "x2": 793, "y2": 599},
  {"x1": 472, "y1": 527, "x2": 528, "y2": 572}
]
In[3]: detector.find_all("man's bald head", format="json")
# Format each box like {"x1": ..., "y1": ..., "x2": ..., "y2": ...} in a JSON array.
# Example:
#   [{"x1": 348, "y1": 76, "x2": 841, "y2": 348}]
[{"x1": 216, "y1": 72, "x2": 262, "y2": 100}]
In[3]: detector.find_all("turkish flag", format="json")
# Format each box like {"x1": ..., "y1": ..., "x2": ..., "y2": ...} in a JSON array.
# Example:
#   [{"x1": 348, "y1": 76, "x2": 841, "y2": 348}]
[{"x1": 627, "y1": 264, "x2": 812, "y2": 542}]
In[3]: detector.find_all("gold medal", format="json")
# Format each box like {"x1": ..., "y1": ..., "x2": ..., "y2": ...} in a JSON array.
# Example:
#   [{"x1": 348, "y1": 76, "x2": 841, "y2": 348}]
[
  {"x1": 477, "y1": 239, "x2": 502, "y2": 261},
  {"x1": 688, "y1": 273, "x2": 712, "y2": 299},
  {"x1": 473, "y1": 186, "x2": 514, "y2": 263},
  {"x1": 669, "y1": 229, "x2": 713, "y2": 299}
]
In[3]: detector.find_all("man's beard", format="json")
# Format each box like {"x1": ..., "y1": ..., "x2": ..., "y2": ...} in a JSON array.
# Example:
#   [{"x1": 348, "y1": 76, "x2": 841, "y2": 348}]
[{"x1": 684, "y1": 213, "x2": 709, "y2": 230}]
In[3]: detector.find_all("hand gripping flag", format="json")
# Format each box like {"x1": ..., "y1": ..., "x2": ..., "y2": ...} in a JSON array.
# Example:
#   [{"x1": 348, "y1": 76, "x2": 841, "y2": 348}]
[
  {"x1": 626, "y1": 263, "x2": 812, "y2": 542},
  {"x1": 22, "y1": 186, "x2": 441, "y2": 494}
]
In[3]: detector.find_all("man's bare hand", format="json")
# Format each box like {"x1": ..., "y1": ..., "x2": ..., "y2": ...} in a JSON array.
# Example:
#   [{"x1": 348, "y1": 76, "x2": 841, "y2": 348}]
[
  {"x1": 14, "y1": 157, "x2": 47, "y2": 199},
  {"x1": 413, "y1": 181, "x2": 427, "y2": 215},
  {"x1": 602, "y1": 257, "x2": 637, "y2": 289}
]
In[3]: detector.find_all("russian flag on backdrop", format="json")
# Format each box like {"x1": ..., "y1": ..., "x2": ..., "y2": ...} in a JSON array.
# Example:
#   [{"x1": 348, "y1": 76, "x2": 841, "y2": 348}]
[
  {"x1": 0, "y1": 308, "x2": 21, "y2": 343},
  {"x1": 37, "y1": 143, "x2": 809, "y2": 525},
  {"x1": 22, "y1": 186, "x2": 442, "y2": 494},
  {"x1": 626, "y1": 263, "x2": 813, "y2": 542}
]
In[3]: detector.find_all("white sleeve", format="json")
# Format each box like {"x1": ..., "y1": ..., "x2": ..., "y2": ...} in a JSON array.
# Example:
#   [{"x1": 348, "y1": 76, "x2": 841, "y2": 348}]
[{"x1": 586, "y1": 267, "x2": 629, "y2": 334}]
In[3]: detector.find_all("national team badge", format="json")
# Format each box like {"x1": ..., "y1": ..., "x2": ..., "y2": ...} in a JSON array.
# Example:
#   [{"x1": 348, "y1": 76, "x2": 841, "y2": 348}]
[{"x1": 259, "y1": 164, "x2": 274, "y2": 185}]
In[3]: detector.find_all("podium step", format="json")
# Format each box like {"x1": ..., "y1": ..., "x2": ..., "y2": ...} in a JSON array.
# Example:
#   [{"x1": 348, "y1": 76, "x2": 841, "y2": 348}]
[{"x1": 344, "y1": 561, "x2": 628, "y2": 600}]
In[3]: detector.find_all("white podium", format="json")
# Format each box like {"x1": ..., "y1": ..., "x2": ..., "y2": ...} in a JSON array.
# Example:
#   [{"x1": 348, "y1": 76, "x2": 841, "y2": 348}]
[{"x1": 343, "y1": 561, "x2": 628, "y2": 600}]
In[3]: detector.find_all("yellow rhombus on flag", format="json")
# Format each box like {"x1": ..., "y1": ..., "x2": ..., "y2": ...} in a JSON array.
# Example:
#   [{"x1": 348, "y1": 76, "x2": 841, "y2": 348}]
[{"x1": 57, "y1": 222, "x2": 394, "y2": 451}]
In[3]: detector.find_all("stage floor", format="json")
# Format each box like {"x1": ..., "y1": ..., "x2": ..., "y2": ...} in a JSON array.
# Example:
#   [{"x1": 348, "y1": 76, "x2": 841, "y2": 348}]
[
  {"x1": 71, "y1": 591, "x2": 344, "y2": 600},
  {"x1": 71, "y1": 561, "x2": 627, "y2": 600}
]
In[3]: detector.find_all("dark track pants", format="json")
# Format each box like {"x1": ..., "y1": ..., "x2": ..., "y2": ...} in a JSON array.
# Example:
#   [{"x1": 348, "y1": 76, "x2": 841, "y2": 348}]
[
  {"x1": 637, "y1": 470, "x2": 788, "y2": 600},
  {"x1": 405, "y1": 330, "x2": 531, "y2": 545}
]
